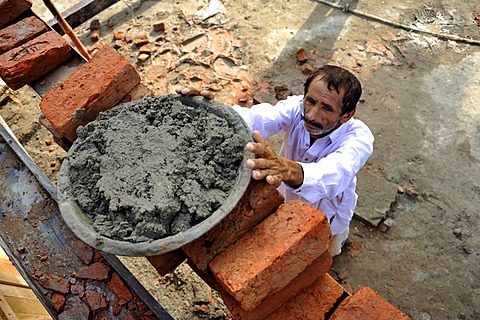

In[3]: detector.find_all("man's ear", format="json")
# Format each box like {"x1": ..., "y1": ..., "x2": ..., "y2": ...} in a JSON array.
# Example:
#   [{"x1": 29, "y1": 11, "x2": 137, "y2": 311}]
[{"x1": 340, "y1": 109, "x2": 355, "y2": 124}]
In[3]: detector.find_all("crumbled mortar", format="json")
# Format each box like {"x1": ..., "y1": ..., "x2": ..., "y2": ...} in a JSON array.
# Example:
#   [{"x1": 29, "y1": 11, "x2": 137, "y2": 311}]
[{"x1": 66, "y1": 95, "x2": 248, "y2": 243}]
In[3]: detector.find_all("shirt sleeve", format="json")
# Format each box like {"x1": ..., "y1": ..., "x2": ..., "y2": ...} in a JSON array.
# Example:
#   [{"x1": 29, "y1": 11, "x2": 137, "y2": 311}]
[
  {"x1": 232, "y1": 96, "x2": 303, "y2": 139},
  {"x1": 291, "y1": 126, "x2": 374, "y2": 204}
]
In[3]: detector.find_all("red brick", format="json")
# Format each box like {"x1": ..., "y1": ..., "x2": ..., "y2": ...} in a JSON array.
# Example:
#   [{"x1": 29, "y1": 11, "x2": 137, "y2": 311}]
[
  {"x1": 39, "y1": 115, "x2": 73, "y2": 151},
  {"x1": 209, "y1": 200, "x2": 332, "y2": 311},
  {"x1": 118, "y1": 82, "x2": 153, "y2": 104},
  {"x1": 266, "y1": 273, "x2": 346, "y2": 320},
  {"x1": 183, "y1": 179, "x2": 284, "y2": 272},
  {"x1": 0, "y1": 30, "x2": 71, "y2": 90},
  {"x1": 221, "y1": 251, "x2": 333, "y2": 320},
  {"x1": 0, "y1": 16, "x2": 48, "y2": 54},
  {"x1": 76, "y1": 262, "x2": 111, "y2": 281},
  {"x1": 51, "y1": 293, "x2": 66, "y2": 312},
  {"x1": 0, "y1": 0, "x2": 32, "y2": 28},
  {"x1": 39, "y1": 45, "x2": 140, "y2": 142},
  {"x1": 186, "y1": 258, "x2": 222, "y2": 292},
  {"x1": 83, "y1": 289, "x2": 108, "y2": 311},
  {"x1": 330, "y1": 286, "x2": 410, "y2": 320},
  {"x1": 36, "y1": 272, "x2": 70, "y2": 294},
  {"x1": 108, "y1": 272, "x2": 133, "y2": 305},
  {"x1": 147, "y1": 249, "x2": 186, "y2": 276},
  {"x1": 72, "y1": 239, "x2": 94, "y2": 265}
]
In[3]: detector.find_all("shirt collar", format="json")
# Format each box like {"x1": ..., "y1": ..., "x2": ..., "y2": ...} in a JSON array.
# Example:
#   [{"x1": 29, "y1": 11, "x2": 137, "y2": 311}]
[{"x1": 327, "y1": 117, "x2": 352, "y2": 142}]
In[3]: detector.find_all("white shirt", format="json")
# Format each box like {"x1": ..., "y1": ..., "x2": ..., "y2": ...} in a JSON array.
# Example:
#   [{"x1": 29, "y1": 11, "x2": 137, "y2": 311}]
[{"x1": 232, "y1": 95, "x2": 374, "y2": 235}]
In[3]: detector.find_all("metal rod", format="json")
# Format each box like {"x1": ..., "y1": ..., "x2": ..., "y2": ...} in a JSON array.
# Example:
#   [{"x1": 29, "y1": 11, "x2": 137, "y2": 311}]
[{"x1": 312, "y1": 0, "x2": 480, "y2": 46}]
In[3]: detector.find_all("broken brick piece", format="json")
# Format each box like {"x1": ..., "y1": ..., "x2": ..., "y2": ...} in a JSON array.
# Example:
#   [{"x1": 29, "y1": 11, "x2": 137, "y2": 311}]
[
  {"x1": 58, "y1": 301, "x2": 91, "y2": 320},
  {"x1": 302, "y1": 63, "x2": 315, "y2": 75},
  {"x1": 183, "y1": 179, "x2": 284, "y2": 272},
  {"x1": 0, "y1": 16, "x2": 48, "y2": 54},
  {"x1": 153, "y1": 22, "x2": 165, "y2": 33},
  {"x1": 76, "y1": 262, "x2": 110, "y2": 281},
  {"x1": 70, "y1": 280, "x2": 85, "y2": 297},
  {"x1": 83, "y1": 289, "x2": 108, "y2": 311},
  {"x1": 71, "y1": 239, "x2": 94, "y2": 265},
  {"x1": 133, "y1": 33, "x2": 149, "y2": 46},
  {"x1": 36, "y1": 272, "x2": 70, "y2": 294},
  {"x1": 113, "y1": 31, "x2": 125, "y2": 41},
  {"x1": 221, "y1": 250, "x2": 334, "y2": 320},
  {"x1": 51, "y1": 293, "x2": 66, "y2": 312},
  {"x1": 330, "y1": 286, "x2": 410, "y2": 320},
  {"x1": 296, "y1": 48, "x2": 308, "y2": 63},
  {"x1": 0, "y1": 30, "x2": 72, "y2": 90},
  {"x1": 209, "y1": 200, "x2": 332, "y2": 311},
  {"x1": 147, "y1": 249, "x2": 186, "y2": 276},
  {"x1": 109, "y1": 272, "x2": 133, "y2": 305},
  {"x1": 0, "y1": 0, "x2": 32, "y2": 29},
  {"x1": 266, "y1": 273, "x2": 346, "y2": 320},
  {"x1": 39, "y1": 45, "x2": 140, "y2": 142}
]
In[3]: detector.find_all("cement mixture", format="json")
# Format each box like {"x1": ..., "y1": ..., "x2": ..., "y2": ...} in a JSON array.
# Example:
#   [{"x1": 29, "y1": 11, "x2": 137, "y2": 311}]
[{"x1": 66, "y1": 95, "x2": 248, "y2": 243}]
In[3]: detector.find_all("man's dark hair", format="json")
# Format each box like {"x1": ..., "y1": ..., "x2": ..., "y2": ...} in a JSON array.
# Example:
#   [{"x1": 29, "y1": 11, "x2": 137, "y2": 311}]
[{"x1": 303, "y1": 65, "x2": 362, "y2": 115}]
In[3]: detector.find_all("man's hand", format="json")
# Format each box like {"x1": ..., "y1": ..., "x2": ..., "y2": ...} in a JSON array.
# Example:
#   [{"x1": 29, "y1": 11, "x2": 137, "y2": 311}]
[
  {"x1": 246, "y1": 130, "x2": 303, "y2": 188},
  {"x1": 175, "y1": 87, "x2": 214, "y2": 99}
]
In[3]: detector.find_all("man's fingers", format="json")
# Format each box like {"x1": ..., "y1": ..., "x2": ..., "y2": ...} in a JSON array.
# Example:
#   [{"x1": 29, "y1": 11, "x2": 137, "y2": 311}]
[
  {"x1": 251, "y1": 170, "x2": 281, "y2": 187},
  {"x1": 246, "y1": 158, "x2": 274, "y2": 171},
  {"x1": 246, "y1": 142, "x2": 262, "y2": 154},
  {"x1": 246, "y1": 159, "x2": 256, "y2": 170},
  {"x1": 251, "y1": 130, "x2": 265, "y2": 144},
  {"x1": 266, "y1": 175, "x2": 281, "y2": 187},
  {"x1": 175, "y1": 87, "x2": 214, "y2": 99},
  {"x1": 200, "y1": 89, "x2": 214, "y2": 99}
]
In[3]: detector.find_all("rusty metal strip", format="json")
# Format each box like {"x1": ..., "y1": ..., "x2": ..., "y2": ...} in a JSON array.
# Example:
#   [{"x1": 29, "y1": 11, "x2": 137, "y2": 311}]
[
  {"x1": 45, "y1": 0, "x2": 120, "y2": 34},
  {"x1": 0, "y1": 124, "x2": 173, "y2": 319}
]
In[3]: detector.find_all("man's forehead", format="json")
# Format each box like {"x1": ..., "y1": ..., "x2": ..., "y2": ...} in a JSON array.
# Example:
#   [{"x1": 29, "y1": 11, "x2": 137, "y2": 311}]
[{"x1": 311, "y1": 77, "x2": 344, "y2": 95}]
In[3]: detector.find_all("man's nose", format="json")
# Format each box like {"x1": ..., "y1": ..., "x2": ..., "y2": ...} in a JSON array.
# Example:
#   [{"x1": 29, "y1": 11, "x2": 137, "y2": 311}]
[{"x1": 305, "y1": 107, "x2": 320, "y2": 119}]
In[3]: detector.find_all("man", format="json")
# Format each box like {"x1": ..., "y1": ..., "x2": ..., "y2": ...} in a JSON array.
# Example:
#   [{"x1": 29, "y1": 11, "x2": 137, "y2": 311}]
[{"x1": 177, "y1": 65, "x2": 374, "y2": 256}]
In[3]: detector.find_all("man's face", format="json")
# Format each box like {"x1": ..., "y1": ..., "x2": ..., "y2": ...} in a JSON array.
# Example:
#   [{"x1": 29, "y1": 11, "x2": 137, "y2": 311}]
[{"x1": 302, "y1": 76, "x2": 352, "y2": 139}]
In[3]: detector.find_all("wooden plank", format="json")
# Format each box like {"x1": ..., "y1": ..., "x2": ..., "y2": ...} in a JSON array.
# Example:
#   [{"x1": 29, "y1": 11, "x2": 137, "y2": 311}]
[
  {"x1": 0, "y1": 248, "x2": 8, "y2": 261},
  {"x1": 16, "y1": 315, "x2": 50, "y2": 320},
  {"x1": 0, "y1": 293, "x2": 17, "y2": 320},
  {"x1": 0, "y1": 261, "x2": 27, "y2": 288},
  {"x1": 3, "y1": 296, "x2": 50, "y2": 317},
  {"x1": 0, "y1": 285, "x2": 37, "y2": 301}
]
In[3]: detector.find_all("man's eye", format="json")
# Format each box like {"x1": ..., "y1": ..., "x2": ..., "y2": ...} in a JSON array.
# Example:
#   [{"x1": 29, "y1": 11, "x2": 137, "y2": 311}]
[{"x1": 323, "y1": 105, "x2": 334, "y2": 112}]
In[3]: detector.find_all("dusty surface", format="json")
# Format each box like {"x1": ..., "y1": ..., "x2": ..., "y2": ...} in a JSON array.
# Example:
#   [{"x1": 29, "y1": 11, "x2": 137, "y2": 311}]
[
  {"x1": 66, "y1": 95, "x2": 247, "y2": 242},
  {"x1": 1, "y1": 0, "x2": 480, "y2": 319}
]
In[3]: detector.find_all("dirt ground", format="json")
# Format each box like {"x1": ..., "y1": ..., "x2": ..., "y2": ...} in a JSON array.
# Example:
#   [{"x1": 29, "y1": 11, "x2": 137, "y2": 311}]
[{"x1": 1, "y1": 0, "x2": 480, "y2": 319}]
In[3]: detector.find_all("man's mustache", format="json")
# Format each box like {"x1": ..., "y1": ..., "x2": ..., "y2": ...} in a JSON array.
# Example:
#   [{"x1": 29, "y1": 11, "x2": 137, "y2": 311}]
[{"x1": 302, "y1": 115, "x2": 323, "y2": 130}]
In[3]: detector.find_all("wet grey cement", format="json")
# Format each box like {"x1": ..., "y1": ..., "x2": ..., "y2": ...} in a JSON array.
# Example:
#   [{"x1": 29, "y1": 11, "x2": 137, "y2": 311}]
[{"x1": 67, "y1": 95, "x2": 248, "y2": 243}]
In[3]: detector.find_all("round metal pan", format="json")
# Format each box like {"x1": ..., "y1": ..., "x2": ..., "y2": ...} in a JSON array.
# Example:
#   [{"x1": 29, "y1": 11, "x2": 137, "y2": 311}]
[{"x1": 57, "y1": 94, "x2": 252, "y2": 256}]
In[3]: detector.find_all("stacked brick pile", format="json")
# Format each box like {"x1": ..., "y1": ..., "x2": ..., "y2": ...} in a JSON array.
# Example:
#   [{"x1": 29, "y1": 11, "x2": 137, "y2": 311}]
[
  {"x1": 0, "y1": 0, "x2": 151, "y2": 149},
  {"x1": 0, "y1": 0, "x2": 72, "y2": 90},
  {"x1": 0, "y1": 0, "x2": 410, "y2": 318},
  {"x1": 168, "y1": 181, "x2": 410, "y2": 319}
]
